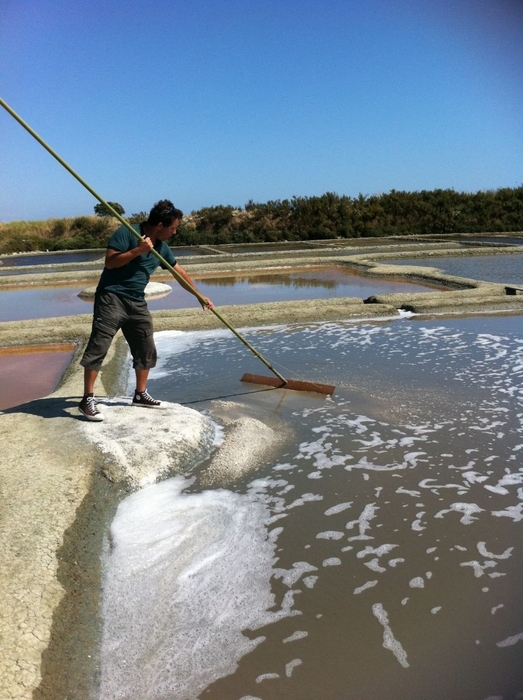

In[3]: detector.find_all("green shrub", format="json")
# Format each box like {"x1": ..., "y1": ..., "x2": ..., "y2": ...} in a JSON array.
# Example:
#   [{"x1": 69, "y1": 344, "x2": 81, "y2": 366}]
[
  {"x1": 129, "y1": 211, "x2": 147, "y2": 224},
  {"x1": 0, "y1": 234, "x2": 41, "y2": 253},
  {"x1": 50, "y1": 220, "x2": 68, "y2": 238},
  {"x1": 71, "y1": 216, "x2": 91, "y2": 231}
]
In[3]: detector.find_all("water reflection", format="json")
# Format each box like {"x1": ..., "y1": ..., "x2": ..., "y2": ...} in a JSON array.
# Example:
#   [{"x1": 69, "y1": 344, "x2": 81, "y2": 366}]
[
  {"x1": 0, "y1": 285, "x2": 91, "y2": 321},
  {"x1": 0, "y1": 246, "x2": 218, "y2": 270},
  {"x1": 0, "y1": 265, "x2": 103, "y2": 277},
  {"x1": 213, "y1": 242, "x2": 313, "y2": 254},
  {"x1": 431, "y1": 236, "x2": 523, "y2": 246},
  {"x1": 148, "y1": 268, "x2": 443, "y2": 311},
  {"x1": 200, "y1": 269, "x2": 339, "y2": 289}
]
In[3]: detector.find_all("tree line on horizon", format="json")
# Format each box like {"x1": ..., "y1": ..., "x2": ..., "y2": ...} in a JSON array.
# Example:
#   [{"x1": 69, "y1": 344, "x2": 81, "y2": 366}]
[
  {"x1": 0, "y1": 185, "x2": 522, "y2": 254},
  {"x1": 176, "y1": 186, "x2": 523, "y2": 246}
]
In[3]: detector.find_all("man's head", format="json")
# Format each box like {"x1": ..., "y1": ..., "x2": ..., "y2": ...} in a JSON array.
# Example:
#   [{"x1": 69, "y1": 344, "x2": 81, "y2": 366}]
[
  {"x1": 147, "y1": 200, "x2": 183, "y2": 227},
  {"x1": 146, "y1": 200, "x2": 183, "y2": 240}
]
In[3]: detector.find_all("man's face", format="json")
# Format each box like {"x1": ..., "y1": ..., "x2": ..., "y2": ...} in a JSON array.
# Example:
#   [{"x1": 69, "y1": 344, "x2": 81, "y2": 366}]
[{"x1": 156, "y1": 218, "x2": 180, "y2": 240}]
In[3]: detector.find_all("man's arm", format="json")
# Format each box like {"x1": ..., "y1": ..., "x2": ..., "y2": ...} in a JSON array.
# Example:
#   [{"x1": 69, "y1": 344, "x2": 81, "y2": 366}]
[
  {"x1": 173, "y1": 263, "x2": 214, "y2": 310},
  {"x1": 104, "y1": 237, "x2": 153, "y2": 269}
]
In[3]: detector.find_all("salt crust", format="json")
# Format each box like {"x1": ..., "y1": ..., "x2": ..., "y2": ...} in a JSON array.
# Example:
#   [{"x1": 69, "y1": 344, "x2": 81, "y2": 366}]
[
  {"x1": 78, "y1": 398, "x2": 215, "y2": 487},
  {"x1": 201, "y1": 415, "x2": 282, "y2": 486}
]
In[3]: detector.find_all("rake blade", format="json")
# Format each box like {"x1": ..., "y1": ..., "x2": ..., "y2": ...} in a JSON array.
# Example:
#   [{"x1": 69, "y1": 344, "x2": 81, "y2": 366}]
[{"x1": 241, "y1": 373, "x2": 335, "y2": 395}]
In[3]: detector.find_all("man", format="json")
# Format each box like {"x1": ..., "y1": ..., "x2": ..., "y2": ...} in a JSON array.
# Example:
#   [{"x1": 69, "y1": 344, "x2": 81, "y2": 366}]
[{"x1": 78, "y1": 199, "x2": 214, "y2": 421}]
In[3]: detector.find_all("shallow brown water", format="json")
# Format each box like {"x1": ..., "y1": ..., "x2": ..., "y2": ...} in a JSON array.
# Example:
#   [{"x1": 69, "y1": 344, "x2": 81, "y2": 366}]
[{"x1": 94, "y1": 314, "x2": 523, "y2": 700}]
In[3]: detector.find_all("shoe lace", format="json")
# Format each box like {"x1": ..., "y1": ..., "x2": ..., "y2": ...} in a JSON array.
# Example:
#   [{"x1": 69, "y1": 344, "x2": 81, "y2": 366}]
[
  {"x1": 86, "y1": 396, "x2": 98, "y2": 411},
  {"x1": 140, "y1": 390, "x2": 153, "y2": 400}
]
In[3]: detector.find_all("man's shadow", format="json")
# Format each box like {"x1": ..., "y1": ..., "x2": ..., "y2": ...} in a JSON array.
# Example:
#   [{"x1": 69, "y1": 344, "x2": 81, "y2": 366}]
[
  {"x1": 1, "y1": 382, "x2": 281, "y2": 421},
  {"x1": 0, "y1": 395, "x2": 130, "y2": 420}
]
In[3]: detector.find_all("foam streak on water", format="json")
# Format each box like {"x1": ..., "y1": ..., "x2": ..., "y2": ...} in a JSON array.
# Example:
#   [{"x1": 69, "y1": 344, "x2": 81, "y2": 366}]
[{"x1": 372, "y1": 603, "x2": 410, "y2": 668}]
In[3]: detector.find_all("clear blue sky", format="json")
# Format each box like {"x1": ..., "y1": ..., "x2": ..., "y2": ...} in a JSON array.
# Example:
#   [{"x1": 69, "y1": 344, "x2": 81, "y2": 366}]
[{"x1": 1, "y1": 0, "x2": 522, "y2": 222}]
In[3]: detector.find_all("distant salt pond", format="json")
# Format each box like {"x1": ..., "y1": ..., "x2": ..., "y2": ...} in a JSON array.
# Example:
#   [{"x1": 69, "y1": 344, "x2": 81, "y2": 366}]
[
  {"x1": 387, "y1": 252, "x2": 523, "y2": 286},
  {"x1": 0, "y1": 267, "x2": 446, "y2": 322},
  {"x1": 99, "y1": 313, "x2": 523, "y2": 699},
  {"x1": 0, "y1": 251, "x2": 105, "y2": 266},
  {"x1": 0, "y1": 247, "x2": 205, "y2": 268}
]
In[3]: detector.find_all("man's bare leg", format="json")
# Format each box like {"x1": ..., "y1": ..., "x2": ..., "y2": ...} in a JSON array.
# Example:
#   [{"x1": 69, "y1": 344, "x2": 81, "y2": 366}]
[
  {"x1": 83, "y1": 368, "x2": 99, "y2": 395},
  {"x1": 134, "y1": 368, "x2": 150, "y2": 394}
]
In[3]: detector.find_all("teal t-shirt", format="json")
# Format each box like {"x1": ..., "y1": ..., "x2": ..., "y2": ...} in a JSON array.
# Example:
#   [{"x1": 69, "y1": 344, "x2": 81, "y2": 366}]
[{"x1": 96, "y1": 224, "x2": 176, "y2": 301}]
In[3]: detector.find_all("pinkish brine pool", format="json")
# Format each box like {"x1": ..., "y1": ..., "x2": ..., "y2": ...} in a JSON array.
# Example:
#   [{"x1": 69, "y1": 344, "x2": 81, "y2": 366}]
[{"x1": 98, "y1": 313, "x2": 523, "y2": 699}]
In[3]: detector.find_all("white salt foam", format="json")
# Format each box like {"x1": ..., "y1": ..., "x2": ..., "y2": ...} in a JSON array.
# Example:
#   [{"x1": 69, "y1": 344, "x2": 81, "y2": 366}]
[
  {"x1": 434, "y1": 502, "x2": 484, "y2": 525},
  {"x1": 273, "y1": 562, "x2": 318, "y2": 587},
  {"x1": 316, "y1": 531, "x2": 344, "y2": 540},
  {"x1": 477, "y1": 542, "x2": 514, "y2": 560},
  {"x1": 99, "y1": 477, "x2": 294, "y2": 699},
  {"x1": 409, "y1": 577, "x2": 425, "y2": 588},
  {"x1": 302, "y1": 575, "x2": 318, "y2": 589},
  {"x1": 346, "y1": 503, "x2": 379, "y2": 540},
  {"x1": 285, "y1": 658, "x2": 303, "y2": 677},
  {"x1": 460, "y1": 560, "x2": 497, "y2": 578},
  {"x1": 372, "y1": 603, "x2": 410, "y2": 668},
  {"x1": 283, "y1": 630, "x2": 308, "y2": 644},
  {"x1": 496, "y1": 631, "x2": 523, "y2": 648},
  {"x1": 323, "y1": 557, "x2": 342, "y2": 567},
  {"x1": 324, "y1": 502, "x2": 352, "y2": 516},
  {"x1": 354, "y1": 580, "x2": 378, "y2": 595},
  {"x1": 256, "y1": 673, "x2": 280, "y2": 683}
]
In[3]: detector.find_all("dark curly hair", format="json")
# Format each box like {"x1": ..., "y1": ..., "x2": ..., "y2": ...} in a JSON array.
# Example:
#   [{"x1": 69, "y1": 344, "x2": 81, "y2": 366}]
[{"x1": 147, "y1": 200, "x2": 183, "y2": 226}]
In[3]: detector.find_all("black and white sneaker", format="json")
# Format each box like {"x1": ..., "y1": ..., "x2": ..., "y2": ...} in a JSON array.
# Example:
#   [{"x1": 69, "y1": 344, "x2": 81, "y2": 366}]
[
  {"x1": 78, "y1": 394, "x2": 104, "y2": 421},
  {"x1": 132, "y1": 389, "x2": 162, "y2": 408}
]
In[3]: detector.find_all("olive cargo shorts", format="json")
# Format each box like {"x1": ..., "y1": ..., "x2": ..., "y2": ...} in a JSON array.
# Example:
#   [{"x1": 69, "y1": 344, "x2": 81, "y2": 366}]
[{"x1": 80, "y1": 291, "x2": 157, "y2": 371}]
